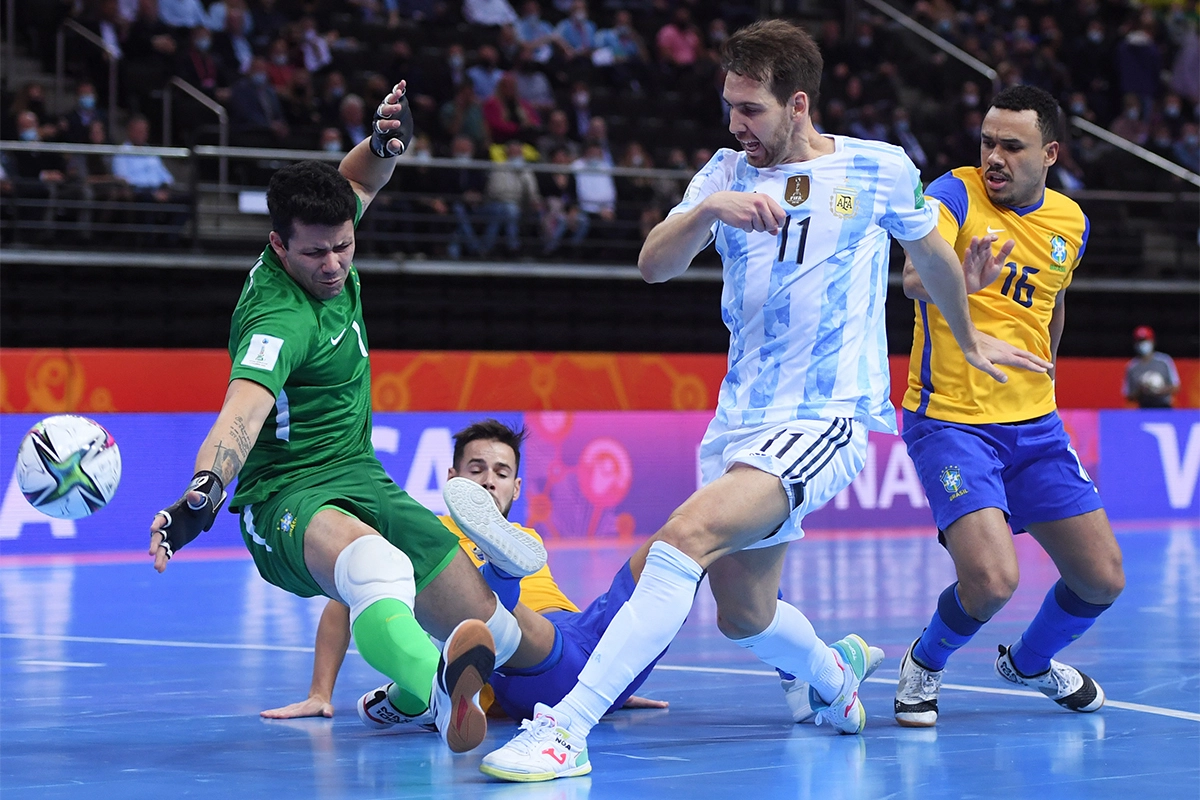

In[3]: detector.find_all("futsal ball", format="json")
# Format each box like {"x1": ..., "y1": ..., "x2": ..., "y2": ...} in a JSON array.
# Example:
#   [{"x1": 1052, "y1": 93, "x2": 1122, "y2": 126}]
[
  {"x1": 1139, "y1": 370, "x2": 1166, "y2": 393},
  {"x1": 16, "y1": 415, "x2": 121, "y2": 519}
]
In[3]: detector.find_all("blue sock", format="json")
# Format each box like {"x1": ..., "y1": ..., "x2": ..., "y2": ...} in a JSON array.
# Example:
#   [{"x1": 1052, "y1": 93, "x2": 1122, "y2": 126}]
[
  {"x1": 1010, "y1": 579, "x2": 1110, "y2": 677},
  {"x1": 913, "y1": 583, "x2": 984, "y2": 671},
  {"x1": 480, "y1": 562, "x2": 522, "y2": 611}
]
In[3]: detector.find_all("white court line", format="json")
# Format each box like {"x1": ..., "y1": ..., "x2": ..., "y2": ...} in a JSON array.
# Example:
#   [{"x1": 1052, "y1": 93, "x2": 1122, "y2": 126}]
[
  {"x1": 653, "y1": 665, "x2": 1200, "y2": 722},
  {"x1": 3, "y1": 634, "x2": 1196, "y2": 723},
  {"x1": 18, "y1": 659, "x2": 105, "y2": 668}
]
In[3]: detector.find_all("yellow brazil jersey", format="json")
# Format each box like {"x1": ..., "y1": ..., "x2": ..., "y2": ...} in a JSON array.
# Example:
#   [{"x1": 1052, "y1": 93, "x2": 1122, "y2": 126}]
[
  {"x1": 903, "y1": 166, "x2": 1089, "y2": 423},
  {"x1": 437, "y1": 516, "x2": 579, "y2": 614}
]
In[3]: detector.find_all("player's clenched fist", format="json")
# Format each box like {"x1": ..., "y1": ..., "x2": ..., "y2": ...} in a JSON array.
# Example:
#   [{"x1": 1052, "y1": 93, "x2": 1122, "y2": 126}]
[
  {"x1": 370, "y1": 79, "x2": 413, "y2": 157},
  {"x1": 701, "y1": 190, "x2": 788, "y2": 235}
]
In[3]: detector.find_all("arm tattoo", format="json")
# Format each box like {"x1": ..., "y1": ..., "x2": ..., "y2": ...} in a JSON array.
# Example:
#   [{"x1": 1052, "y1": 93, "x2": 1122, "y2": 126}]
[
  {"x1": 211, "y1": 440, "x2": 243, "y2": 484},
  {"x1": 231, "y1": 416, "x2": 253, "y2": 457}
]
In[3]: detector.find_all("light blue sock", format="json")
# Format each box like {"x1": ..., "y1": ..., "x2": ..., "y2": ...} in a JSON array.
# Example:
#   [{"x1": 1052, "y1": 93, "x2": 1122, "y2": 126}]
[
  {"x1": 1010, "y1": 579, "x2": 1110, "y2": 676},
  {"x1": 913, "y1": 583, "x2": 984, "y2": 671}
]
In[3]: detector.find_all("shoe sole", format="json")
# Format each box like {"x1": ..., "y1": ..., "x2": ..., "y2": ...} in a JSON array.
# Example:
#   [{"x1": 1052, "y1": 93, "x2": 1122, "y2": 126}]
[
  {"x1": 441, "y1": 620, "x2": 496, "y2": 753},
  {"x1": 443, "y1": 477, "x2": 547, "y2": 577},
  {"x1": 479, "y1": 761, "x2": 593, "y2": 782}
]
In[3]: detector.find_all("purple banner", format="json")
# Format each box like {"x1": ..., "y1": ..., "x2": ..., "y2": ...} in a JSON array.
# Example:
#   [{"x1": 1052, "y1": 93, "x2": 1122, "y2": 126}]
[{"x1": 2, "y1": 409, "x2": 1194, "y2": 554}]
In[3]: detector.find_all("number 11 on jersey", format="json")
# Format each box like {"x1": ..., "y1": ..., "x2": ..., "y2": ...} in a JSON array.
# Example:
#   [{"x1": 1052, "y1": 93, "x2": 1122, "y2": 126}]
[{"x1": 776, "y1": 215, "x2": 811, "y2": 266}]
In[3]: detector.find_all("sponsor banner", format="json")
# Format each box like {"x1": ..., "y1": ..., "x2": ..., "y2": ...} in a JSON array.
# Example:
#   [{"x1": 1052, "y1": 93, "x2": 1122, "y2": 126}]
[
  {"x1": 3, "y1": 349, "x2": 1198, "y2": 413},
  {"x1": 1099, "y1": 410, "x2": 1200, "y2": 520},
  {"x1": 1, "y1": 410, "x2": 1194, "y2": 554}
]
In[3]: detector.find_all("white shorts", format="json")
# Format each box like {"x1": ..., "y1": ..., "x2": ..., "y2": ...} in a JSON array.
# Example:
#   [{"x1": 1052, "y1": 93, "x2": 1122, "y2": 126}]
[{"x1": 699, "y1": 416, "x2": 869, "y2": 549}]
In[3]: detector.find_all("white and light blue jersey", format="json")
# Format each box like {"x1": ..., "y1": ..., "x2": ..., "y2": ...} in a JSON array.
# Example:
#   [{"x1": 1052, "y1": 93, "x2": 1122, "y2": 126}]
[{"x1": 669, "y1": 137, "x2": 937, "y2": 434}]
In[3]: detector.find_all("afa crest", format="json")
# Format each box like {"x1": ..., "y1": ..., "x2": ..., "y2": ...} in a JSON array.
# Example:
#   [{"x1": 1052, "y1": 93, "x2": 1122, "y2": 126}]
[
  {"x1": 1049, "y1": 234, "x2": 1068, "y2": 266},
  {"x1": 939, "y1": 466, "x2": 964, "y2": 496},
  {"x1": 784, "y1": 174, "x2": 811, "y2": 206},
  {"x1": 830, "y1": 187, "x2": 858, "y2": 218},
  {"x1": 280, "y1": 510, "x2": 297, "y2": 535}
]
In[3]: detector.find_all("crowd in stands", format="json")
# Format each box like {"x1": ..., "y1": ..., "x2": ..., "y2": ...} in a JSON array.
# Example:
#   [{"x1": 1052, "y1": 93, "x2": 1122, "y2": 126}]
[{"x1": 2, "y1": 0, "x2": 1197, "y2": 255}]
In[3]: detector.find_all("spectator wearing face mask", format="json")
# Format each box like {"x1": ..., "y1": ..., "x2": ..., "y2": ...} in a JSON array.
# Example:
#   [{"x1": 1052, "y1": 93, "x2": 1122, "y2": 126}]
[
  {"x1": 1173, "y1": 123, "x2": 1199, "y2": 172},
  {"x1": 318, "y1": 127, "x2": 343, "y2": 153},
  {"x1": 1109, "y1": 93, "x2": 1149, "y2": 146},
  {"x1": 58, "y1": 83, "x2": 107, "y2": 144},
  {"x1": 229, "y1": 56, "x2": 288, "y2": 146},
  {"x1": 265, "y1": 38, "x2": 296, "y2": 90},
  {"x1": 594, "y1": 10, "x2": 649, "y2": 93},
  {"x1": 1123, "y1": 326, "x2": 1180, "y2": 409}
]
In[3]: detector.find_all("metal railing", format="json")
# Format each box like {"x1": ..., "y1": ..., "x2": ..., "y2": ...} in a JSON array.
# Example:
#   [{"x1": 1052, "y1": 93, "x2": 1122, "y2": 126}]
[
  {"x1": 162, "y1": 77, "x2": 229, "y2": 191},
  {"x1": 1070, "y1": 116, "x2": 1200, "y2": 188},
  {"x1": 55, "y1": 20, "x2": 119, "y2": 142},
  {"x1": 1, "y1": 141, "x2": 1195, "y2": 281},
  {"x1": 860, "y1": 0, "x2": 999, "y2": 91}
]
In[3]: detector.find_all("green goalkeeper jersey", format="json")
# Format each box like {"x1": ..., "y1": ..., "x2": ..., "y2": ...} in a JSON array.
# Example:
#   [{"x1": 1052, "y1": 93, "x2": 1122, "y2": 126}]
[{"x1": 227, "y1": 198, "x2": 375, "y2": 507}]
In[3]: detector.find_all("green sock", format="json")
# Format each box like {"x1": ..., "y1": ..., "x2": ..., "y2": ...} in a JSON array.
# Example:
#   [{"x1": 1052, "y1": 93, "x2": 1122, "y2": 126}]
[{"x1": 351, "y1": 598, "x2": 439, "y2": 717}]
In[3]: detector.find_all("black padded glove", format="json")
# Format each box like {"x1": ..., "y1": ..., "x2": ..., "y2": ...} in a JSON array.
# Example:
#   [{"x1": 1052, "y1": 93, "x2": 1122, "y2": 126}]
[{"x1": 156, "y1": 471, "x2": 226, "y2": 559}]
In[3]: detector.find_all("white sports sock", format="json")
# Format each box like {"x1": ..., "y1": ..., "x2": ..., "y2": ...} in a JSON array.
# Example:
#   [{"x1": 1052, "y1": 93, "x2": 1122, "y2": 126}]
[
  {"x1": 736, "y1": 601, "x2": 842, "y2": 702},
  {"x1": 486, "y1": 593, "x2": 522, "y2": 667},
  {"x1": 555, "y1": 541, "x2": 703, "y2": 738}
]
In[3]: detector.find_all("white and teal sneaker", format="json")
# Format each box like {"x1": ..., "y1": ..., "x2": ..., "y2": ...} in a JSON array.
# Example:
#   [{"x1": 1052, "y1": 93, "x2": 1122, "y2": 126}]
[
  {"x1": 783, "y1": 644, "x2": 885, "y2": 723},
  {"x1": 443, "y1": 476, "x2": 547, "y2": 577},
  {"x1": 809, "y1": 633, "x2": 871, "y2": 734},
  {"x1": 480, "y1": 703, "x2": 592, "y2": 782}
]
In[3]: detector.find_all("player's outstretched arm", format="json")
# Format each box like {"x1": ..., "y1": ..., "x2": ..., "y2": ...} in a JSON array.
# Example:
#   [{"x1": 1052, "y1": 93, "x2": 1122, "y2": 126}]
[
  {"x1": 262, "y1": 600, "x2": 351, "y2": 719},
  {"x1": 902, "y1": 230, "x2": 1050, "y2": 382},
  {"x1": 148, "y1": 378, "x2": 275, "y2": 572},
  {"x1": 902, "y1": 234, "x2": 1014, "y2": 301},
  {"x1": 340, "y1": 80, "x2": 414, "y2": 213},
  {"x1": 638, "y1": 191, "x2": 786, "y2": 283}
]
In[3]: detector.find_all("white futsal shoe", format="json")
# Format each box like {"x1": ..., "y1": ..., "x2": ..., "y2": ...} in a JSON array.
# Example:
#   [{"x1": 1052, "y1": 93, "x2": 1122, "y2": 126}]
[
  {"x1": 894, "y1": 637, "x2": 943, "y2": 728},
  {"x1": 357, "y1": 683, "x2": 436, "y2": 730},
  {"x1": 443, "y1": 476, "x2": 547, "y2": 577},
  {"x1": 479, "y1": 703, "x2": 592, "y2": 782},
  {"x1": 995, "y1": 644, "x2": 1105, "y2": 713},
  {"x1": 783, "y1": 644, "x2": 886, "y2": 723},
  {"x1": 808, "y1": 634, "x2": 872, "y2": 735}
]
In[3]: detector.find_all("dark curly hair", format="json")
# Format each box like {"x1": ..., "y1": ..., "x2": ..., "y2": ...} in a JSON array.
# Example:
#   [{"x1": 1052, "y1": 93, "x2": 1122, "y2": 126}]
[
  {"x1": 990, "y1": 85, "x2": 1065, "y2": 145},
  {"x1": 266, "y1": 160, "x2": 357, "y2": 246}
]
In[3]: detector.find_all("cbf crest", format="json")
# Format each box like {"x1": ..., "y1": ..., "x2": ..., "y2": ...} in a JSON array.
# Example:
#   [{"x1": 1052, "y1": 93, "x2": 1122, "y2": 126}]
[
  {"x1": 830, "y1": 187, "x2": 858, "y2": 218},
  {"x1": 1049, "y1": 234, "x2": 1068, "y2": 267},
  {"x1": 280, "y1": 510, "x2": 297, "y2": 535},
  {"x1": 784, "y1": 175, "x2": 810, "y2": 206},
  {"x1": 939, "y1": 466, "x2": 967, "y2": 500}
]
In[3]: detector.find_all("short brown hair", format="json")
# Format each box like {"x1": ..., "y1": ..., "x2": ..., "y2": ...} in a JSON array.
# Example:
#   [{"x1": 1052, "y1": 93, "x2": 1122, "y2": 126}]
[
  {"x1": 452, "y1": 419, "x2": 528, "y2": 472},
  {"x1": 721, "y1": 19, "x2": 823, "y2": 108}
]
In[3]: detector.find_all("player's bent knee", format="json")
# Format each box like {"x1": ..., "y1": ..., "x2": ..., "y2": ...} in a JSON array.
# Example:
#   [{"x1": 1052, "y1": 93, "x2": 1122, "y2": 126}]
[
  {"x1": 333, "y1": 535, "x2": 416, "y2": 624},
  {"x1": 656, "y1": 514, "x2": 720, "y2": 566}
]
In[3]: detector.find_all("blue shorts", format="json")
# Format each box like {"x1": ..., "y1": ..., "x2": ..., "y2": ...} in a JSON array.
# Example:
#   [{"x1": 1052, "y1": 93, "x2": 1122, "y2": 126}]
[
  {"x1": 902, "y1": 409, "x2": 1103, "y2": 535},
  {"x1": 489, "y1": 561, "x2": 665, "y2": 720}
]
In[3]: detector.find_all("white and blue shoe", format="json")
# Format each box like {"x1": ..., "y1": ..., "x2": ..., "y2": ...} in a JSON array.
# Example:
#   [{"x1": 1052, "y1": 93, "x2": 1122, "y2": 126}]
[{"x1": 783, "y1": 644, "x2": 885, "y2": 723}]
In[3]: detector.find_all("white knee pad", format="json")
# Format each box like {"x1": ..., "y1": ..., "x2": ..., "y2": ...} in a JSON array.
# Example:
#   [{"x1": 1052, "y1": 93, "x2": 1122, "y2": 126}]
[{"x1": 333, "y1": 535, "x2": 416, "y2": 625}]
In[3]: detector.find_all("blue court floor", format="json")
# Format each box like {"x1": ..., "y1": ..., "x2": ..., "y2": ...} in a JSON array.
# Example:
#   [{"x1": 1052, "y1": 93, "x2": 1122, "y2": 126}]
[{"x1": 2, "y1": 522, "x2": 1197, "y2": 799}]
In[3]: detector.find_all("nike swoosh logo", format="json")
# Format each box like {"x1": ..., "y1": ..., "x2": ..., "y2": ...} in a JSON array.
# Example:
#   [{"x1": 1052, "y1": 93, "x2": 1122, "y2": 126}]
[
  {"x1": 986, "y1": 226, "x2": 1005, "y2": 234},
  {"x1": 330, "y1": 329, "x2": 347, "y2": 346}
]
